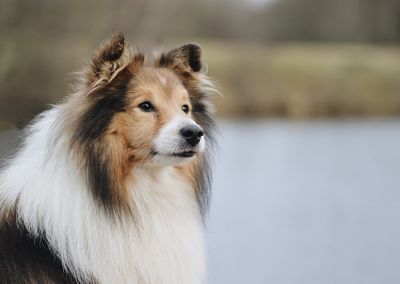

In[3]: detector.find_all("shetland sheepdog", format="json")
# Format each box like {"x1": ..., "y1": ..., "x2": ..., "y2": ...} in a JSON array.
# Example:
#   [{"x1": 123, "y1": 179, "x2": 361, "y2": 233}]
[{"x1": 0, "y1": 32, "x2": 217, "y2": 283}]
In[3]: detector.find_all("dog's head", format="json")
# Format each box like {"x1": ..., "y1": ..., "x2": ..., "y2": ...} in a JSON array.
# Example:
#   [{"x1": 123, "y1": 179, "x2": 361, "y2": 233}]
[
  {"x1": 71, "y1": 32, "x2": 215, "y2": 169},
  {"x1": 74, "y1": 33, "x2": 214, "y2": 164},
  {"x1": 67, "y1": 32, "x2": 217, "y2": 211}
]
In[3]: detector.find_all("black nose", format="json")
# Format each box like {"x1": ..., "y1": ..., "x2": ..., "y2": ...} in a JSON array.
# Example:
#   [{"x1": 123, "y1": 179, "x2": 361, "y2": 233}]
[{"x1": 180, "y1": 125, "x2": 204, "y2": 146}]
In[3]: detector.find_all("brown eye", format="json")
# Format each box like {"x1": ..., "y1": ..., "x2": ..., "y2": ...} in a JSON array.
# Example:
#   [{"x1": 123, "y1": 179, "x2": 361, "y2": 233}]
[
  {"x1": 138, "y1": 101, "x2": 155, "y2": 112},
  {"x1": 182, "y1": 104, "x2": 189, "y2": 114}
]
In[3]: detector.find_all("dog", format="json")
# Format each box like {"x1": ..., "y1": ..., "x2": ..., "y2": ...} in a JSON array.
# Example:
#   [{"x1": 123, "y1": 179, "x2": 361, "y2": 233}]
[{"x1": 0, "y1": 32, "x2": 217, "y2": 283}]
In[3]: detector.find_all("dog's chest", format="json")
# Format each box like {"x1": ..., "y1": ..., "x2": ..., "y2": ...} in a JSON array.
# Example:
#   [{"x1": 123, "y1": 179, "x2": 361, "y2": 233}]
[{"x1": 93, "y1": 169, "x2": 205, "y2": 284}]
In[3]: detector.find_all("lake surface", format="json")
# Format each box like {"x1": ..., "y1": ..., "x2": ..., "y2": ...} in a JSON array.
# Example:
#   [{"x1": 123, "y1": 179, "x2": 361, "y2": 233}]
[
  {"x1": 1, "y1": 120, "x2": 400, "y2": 284},
  {"x1": 207, "y1": 120, "x2": 400, "y2": 284}
]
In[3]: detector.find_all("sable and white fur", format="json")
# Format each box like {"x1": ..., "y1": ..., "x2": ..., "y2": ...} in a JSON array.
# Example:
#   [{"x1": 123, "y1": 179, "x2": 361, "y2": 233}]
[{"x1": 0, "y1": 33, "x2": 217, "y2": 284}]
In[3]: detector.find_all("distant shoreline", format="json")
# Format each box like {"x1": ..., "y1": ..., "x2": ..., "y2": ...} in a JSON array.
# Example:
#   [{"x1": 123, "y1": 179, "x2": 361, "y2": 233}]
[{"x1": 2, "y1": 42, "x2": 400, "y2": 125}]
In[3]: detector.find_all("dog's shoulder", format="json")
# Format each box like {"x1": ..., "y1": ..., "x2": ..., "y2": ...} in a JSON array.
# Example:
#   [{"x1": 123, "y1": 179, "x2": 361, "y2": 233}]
[{"x1": 0, "y1": 210, "x2": 80, "y2": 284}]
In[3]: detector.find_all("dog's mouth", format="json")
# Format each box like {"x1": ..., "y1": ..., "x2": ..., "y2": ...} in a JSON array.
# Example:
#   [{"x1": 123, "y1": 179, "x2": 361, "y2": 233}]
[
  {"x1": 151, "y1": 150, "x2": 196, "y2": 158},
  {"x1": 170, "y1": 151, "x2": 196, "y2": 158}
]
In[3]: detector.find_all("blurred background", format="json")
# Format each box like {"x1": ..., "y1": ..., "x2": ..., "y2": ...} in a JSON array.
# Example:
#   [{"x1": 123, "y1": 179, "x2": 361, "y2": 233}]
[{"x1": 1, "y1": 0, "x2": 400, "y2": 283}]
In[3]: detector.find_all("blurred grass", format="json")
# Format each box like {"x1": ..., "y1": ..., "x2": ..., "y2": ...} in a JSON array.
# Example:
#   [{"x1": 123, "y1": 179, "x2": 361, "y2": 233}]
[
  {"x1": 1, "y1": 38, "x2": 400, "y2": 126},
  {"x1": 199, "y1": 40, "x2": 400, "y2": 119}
]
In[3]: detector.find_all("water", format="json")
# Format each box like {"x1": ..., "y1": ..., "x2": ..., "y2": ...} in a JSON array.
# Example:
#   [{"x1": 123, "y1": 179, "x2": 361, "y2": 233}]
[
  {"x1": 207, "y1": 120, "x2": 400, "y2": 284},
  {"x1": 1, "y1": 120, "x2": 400, "y2": 283}
]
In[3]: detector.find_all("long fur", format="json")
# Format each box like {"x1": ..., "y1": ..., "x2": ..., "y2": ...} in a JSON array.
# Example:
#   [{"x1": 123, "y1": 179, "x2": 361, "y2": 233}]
[{"x1": 0, "y1": 33, "x2": 217, "y2": 284}]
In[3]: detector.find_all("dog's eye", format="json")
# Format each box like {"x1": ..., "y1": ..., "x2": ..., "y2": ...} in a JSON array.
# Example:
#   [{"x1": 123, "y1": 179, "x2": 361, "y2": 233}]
[
  {"x1": 182, "y1": 104, "x2": 189, "y2": 114},
  {"x1": 138, "y1": 101, "x2": 155, "y2": 112}
]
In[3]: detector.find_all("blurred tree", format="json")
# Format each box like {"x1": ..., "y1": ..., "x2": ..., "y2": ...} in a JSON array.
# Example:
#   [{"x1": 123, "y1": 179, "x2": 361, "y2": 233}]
[{"x1": 261, "y1": 0, "x2": 400, "y2": 42}]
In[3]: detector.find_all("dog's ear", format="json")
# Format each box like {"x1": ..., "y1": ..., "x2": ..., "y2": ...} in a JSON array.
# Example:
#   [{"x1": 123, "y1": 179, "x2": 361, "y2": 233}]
[
  {"x1": 87, "y1": 32, "x2": 132, "y2": 85},
  {"x1": 159, "y1": 43, "x2": 202, "y2": 74}
]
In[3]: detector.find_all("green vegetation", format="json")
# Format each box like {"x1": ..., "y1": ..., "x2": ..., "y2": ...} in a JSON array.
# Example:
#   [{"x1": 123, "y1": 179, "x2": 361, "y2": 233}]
[
  {"x1": 1, "y1": 39, "x2": 400, "y2": 125},
  {"x1": 200, "y1": 41, "x2": 400, "y2": 118}
]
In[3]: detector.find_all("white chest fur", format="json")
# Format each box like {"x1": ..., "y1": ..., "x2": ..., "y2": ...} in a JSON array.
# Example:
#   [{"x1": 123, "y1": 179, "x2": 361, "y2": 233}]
[
  {"x1": 80, "y1": 168, "x2": 206, "y2": 284},
  {"x1": 120, "y1": 167, "x2": 206, "y2": 284},
  {"x1": 81, "y1": 168, "x2": 207, "y2": 284}
]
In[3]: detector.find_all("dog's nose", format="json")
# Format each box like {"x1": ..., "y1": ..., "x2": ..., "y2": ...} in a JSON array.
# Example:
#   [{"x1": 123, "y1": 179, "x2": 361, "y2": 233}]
[{"x1": 180, "y1": 125, "x2": 204, "y2": 146}]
